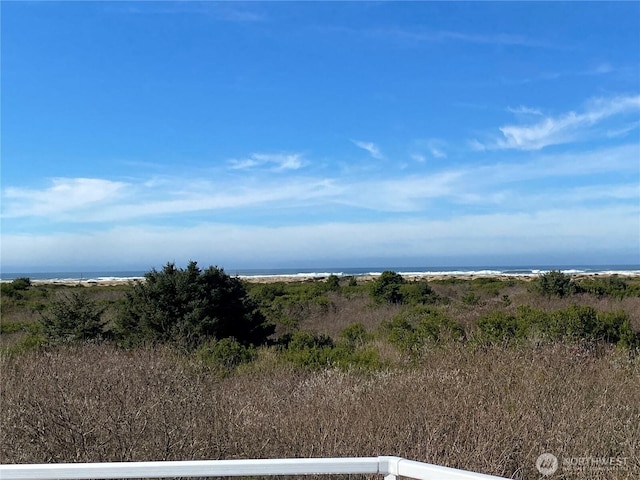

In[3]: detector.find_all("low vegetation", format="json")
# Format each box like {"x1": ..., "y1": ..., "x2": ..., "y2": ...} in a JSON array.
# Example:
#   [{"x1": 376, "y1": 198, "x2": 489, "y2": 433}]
[{"x1": 1, "y1": 265, "x2": 639, "y2": 478}]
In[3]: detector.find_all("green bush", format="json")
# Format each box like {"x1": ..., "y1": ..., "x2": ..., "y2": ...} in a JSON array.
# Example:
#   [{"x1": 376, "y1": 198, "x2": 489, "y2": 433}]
[
  {"x1": 281, "y1": 330, "x2": 336, "y2": 368},
  {"x1": 383, "y1": 307, "x2": 464, "y2": 355},
  {"x1": 338, "y1": 322, "x2": 371, "y2": 349},
  {"x1": 534, "y1": 270, "x2": 579, "y2": 297},
  {"x1": 115, "y1": 261, "x2": 274, "y2": 349},
  {"x1": 248, "y1": 281, "x2": 335, "y2": 335},
  {"x1": 400, "y1": 281, "x2": 440, "y2": 305},
  {"x1": 475, "y1": 304, "x2": 638, "y2": 347},
  {"x1": 1, "y1": 277, "x2": 32, "y2": 299},
  {"x1": 578, "y1": 276, "x2": 638, "y2": 299},
  {"x1": 194, "y1": 337, "x2": 256, "y2": 370},
  {"x1": 476, "y1": 311, "x2": 522, "y2": 345},
  {"x1": 548, "y1": 306, "x2": 636, "y2": 345},
  {"x1": 325, "y1": 274, "x2": 341, "y2": 291},
  {"x1": 461, "y1": 290, "x2": 481, "y2": 306},
  {"x1": 370, "y1": 271, "x2": 406, "y2": 304},
  {"x1": 39, "y1": 291, "x2": 107, "y2": 343},
  {"x1": 281, "y1": 329, "x2": 381, "y2": 370}
]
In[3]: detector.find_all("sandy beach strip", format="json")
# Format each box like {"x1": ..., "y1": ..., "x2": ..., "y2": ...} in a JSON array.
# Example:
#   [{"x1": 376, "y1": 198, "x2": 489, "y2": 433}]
[{"x1": 21, "y1": 271, "x2": 640, "y2": 287}]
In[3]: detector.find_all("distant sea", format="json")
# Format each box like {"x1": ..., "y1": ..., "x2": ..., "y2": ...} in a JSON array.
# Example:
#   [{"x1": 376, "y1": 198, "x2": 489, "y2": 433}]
[{"x1": 1, "y1": 264, "x2": 639, "y2": 282}]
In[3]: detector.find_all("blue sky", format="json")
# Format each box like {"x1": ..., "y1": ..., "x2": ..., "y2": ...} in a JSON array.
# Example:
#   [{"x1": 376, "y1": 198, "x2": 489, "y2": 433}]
[{"x1": 2, "y1": 1, "x2": 639, "y2": 271}]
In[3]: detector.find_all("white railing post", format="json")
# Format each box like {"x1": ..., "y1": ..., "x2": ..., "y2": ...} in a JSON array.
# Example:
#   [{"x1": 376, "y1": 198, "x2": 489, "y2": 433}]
[{"x1": 378, "y1": 455, "x2": 402, "y2": 480}]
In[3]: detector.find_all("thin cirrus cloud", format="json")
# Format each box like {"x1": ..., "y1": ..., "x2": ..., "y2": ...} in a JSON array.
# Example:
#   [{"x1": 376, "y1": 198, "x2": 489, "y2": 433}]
[
  {"x1": 2, "y1": 142, "x2": 636, "y2": 223},
  {"x1": 1, "y1": 175, "x2": 341, "y2": 222},
  {"x1": 412, "y1": 138, "x2": 447, "y2": 160},
  {"x1": 337, "y1": 26, "x2": 556, "y2": 49},
  {"x1": 2, "y1": 178, "x2": 128, "y2": 218},
  {"x1": 228, "y1": 152, "x2": 304, "y2": 171},
  {"x1": 506, "y1": 105, "x2": 543, "y2": 116},
  {"x1": 478, "y1": 94, "x2": 640, "y2": 150},
  {"x1": 351, "y1": 140, "x2": 384, "y2": 160}
]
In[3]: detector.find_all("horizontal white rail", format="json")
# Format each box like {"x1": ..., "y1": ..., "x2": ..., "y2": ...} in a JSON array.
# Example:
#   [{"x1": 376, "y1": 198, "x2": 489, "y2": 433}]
[{"x1": 0, "y1": 456, "x2": 508, "y2": 480}]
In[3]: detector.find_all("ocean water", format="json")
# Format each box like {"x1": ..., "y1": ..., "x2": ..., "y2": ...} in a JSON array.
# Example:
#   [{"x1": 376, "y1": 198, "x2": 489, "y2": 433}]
[{"x1": 1, "y1": 264, "x2": 639, "y2": 282}]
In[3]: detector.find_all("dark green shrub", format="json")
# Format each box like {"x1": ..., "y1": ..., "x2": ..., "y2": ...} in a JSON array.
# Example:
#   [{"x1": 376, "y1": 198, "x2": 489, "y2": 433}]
[
  {"x1": 514, "y1": 305, "x2": 550, "y2": 340},
  {"x1": 11, "y1": 277, "x2": 32, "y2": 290},
  {"x1": 40, "y1": 291, "x2": 107, "y2": 343},
  {"x1": 338, "y1": 322, "x2": 371, "y2": 349},
  {"x1": 282, "y1": 330, "x2": 335, "y2": 368},
  {"x1": 195, "y1": 337, "x2": 256, "y2": 370},
  {"x1": 325, "y1": 274, "x2": 341, "y2": 291},
  {"x1": 548, "y1": 306, "x2": 636, "y2": 346},
  {"x1": 475, "y1": 305, "x2": 639, "y2": 348},
  {"x1": 547, "y1": 304, "x2": 596, "y2": 340},
  {"x1": 1, "y1": 277, "x2": 33, "y2": 298},
  {"x1": 400, "y1": 281, "x2": 440, "y2": 305},
  {"x1": 415, "y1": 309, "x2": 465, "y2": 344},
  {"x1": 578, "y1": 276, "x2": 638, "y2": 299},
  {"x1": 461, "y1": 290, "x2": 481, "y2": 306},
  {"x1": 281, "y1": 329, "x2": 382, "y2": 369},
  {"x1": 534, "y1": 270, "x2": 579, "y2": 297},
  {"x1": 370, "y1": 271, "x2": 406, "y2": 304},
  {"x1": 476, "y1": 311, "x2": 521, "y2": 345},
  {"x1": 115, "y1": 261, "x2": 274, "y2": 349},
  {"x1": 383, "y1": 307, "x2": 464, "y2": 354},
  {"x1": 249, "y1": 281, "x2": 335, "y2": 335}
]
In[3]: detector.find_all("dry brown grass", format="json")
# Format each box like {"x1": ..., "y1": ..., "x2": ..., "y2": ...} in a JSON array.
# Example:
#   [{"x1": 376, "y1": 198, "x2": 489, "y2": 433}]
[{"x1": 2, "y1": 343, "x2": 638, "y2": 479}]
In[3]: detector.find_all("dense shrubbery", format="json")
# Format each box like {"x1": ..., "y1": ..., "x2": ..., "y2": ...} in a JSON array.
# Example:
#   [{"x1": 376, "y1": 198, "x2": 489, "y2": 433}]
[
  {"x1": 476, "y1": 304, "x2": 637, "y2": 347},
  {"x1": 578, "y1": 275, "x2": 639, "y2": 299},
  {"x1": 248, "y1": 280, "x2": 335, "y2": 334},
  {"x1": 383, "y1": 307, "x2": 464, "y2": 355},
  {"x1": 370, "y1": 272, "x2": 441, "y2": 305},
  {"x1": 533, "y1": 270, "x2": 579, "y2": 297},
  {"x1": 0, "y1": 277, "x2": 32, "y2": 298},
  {"x1": 278, "y1": 326, "x2": 382, "y2": 370},
  {"x1": 370, "y1": 270, "x2": 406, "y2": 304},
  {"x1": 2, "y1": 267, "x2": 639, "y2": 364},
  {"x1": 114, "y1": 262, "x2": 274, "y2": 349},
  {"x1": 40, "y1": 291, "x2": 107, "y2": 343},
  {"x1": 194, "y1": 337, "x2": 257, "y2": 371}
]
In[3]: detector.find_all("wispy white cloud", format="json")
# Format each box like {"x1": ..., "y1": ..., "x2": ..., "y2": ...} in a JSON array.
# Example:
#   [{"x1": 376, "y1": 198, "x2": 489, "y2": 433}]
[
  {"x1": 228, "y1": 152, "x2": 304, "y2": 171},
  {"x1": 477, "y1": 94, "x2": 640, "y2": 150},
  {"x1": 606, "y1": 121, "x2": 639, "y2": 139},
  {"x1": 105, "y1": 3, "x2": 267, "y2": 22},
  {"x1": 2, "y1": 140, "x2": 638, "y2": 269},
  {"x1": 587, "y1": 62, "x2": 614, "y2": 75},
  {"x1": 2, "y1": 178, "x2": 127, "y2": 217},
  {"x1": 338, "y1": 26, "x2": 556, "y2": 49},
  {"x1": 428, "y1": 143, "x2": 447, "y2": 159},
  {"x1": 4, "y1": 143, "x2": 636, "y2": 223},
  {"x1": 500, "y1": 62, "x2": 620, "y2": 86},
  {"x1": 352, "y1": 140, "x2": 384, "y2": 159},
  {"x1": 413, "y1": 138, "x2": 448, "y2": 160},
  {"x1": 506, "y1": 105, "x2": 543, "y2": 116}
]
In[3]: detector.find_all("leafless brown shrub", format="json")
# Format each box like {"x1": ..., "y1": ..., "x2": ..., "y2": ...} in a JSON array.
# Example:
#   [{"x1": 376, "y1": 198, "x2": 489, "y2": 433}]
[{"x1": 2, "y1": 343, "x2": 638, "y2": 479}]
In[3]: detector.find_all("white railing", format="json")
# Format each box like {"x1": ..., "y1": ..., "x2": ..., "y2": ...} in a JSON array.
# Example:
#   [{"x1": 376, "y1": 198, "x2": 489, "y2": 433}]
[{"x1": 0, "y1": 456, "x2": 508, "y2": 480}]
